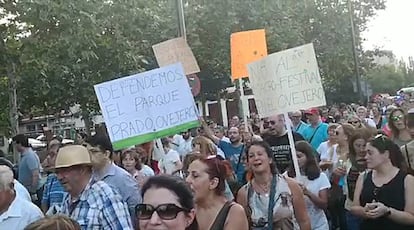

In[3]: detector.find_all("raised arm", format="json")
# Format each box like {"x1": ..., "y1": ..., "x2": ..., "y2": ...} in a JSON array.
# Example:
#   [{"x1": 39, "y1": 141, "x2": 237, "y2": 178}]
[{"x1": 201, "y1": 119, "x2": 221, "y2": 145}]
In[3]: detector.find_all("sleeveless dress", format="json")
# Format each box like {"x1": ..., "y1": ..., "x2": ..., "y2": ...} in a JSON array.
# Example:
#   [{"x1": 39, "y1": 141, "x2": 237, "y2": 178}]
[
  {"x1": 248, "y1": 175, "x2": 299, "y2": 230},
  {"x1": 359, "y1": 170, "x2": 412, "y2": 230}
]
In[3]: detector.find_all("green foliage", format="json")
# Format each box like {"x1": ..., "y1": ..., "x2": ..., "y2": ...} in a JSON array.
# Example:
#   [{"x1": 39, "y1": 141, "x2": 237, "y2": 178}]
[
  {"x1": 0, "y1": 0, "x2": 387, "y2": 132},
  {"x1": 367, "y1": 61, "x2": 414, "y2": 94}
]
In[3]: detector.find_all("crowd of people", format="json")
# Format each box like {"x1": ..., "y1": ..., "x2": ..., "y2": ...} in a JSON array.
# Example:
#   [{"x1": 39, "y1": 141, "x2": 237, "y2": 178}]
[{"x1": 1, "y1": 101, "x2": 414, "y2": 230}]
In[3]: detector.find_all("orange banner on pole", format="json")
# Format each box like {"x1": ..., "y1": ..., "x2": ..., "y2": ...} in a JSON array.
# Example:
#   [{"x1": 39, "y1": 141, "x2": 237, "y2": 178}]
[{"x1": 230, "y1": 29, "x2": 267, "y2": 80}]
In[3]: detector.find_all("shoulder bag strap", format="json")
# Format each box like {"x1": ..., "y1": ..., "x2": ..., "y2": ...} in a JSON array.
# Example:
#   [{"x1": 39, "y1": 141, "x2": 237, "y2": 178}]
[
  {"x1": 235, "y1": 145, "x2": 245, "y2": 177},
  {"x1": 404, "y1": 145, "x2": 412, "y2": 169},
  {"x1": 209, "y1": 201, "x2": 234, "y2": 230},
  {"x1": 308, "y1": 125, "x2": 322, "y2": 144},
  {"x1": 267, "y1": 175, "x2": 277, "y2": 230}
]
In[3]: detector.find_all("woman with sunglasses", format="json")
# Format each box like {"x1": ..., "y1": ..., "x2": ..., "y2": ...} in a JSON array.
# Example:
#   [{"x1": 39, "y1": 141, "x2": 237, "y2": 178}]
[
  {"x1": 136, "y1": 175, "x2": 197, "y2": 230},
  {"x1": 237, "y1": 141, "x2": 311, "y2": 230},
  {"x1": 351, "y1": 135, "x2": 414, "y2": 229},
  {"x1": 320, "y1": 123, "x2": 354, "y2": 230},
  {"x1": 186, "y1": 154, "x2": 248, "y2": 230},
  {"x1": 347, "y1": 115, "x2": 365, "y2": 129},
  {"x1": 388, "y1": 108, "x2": 412, "y2": 147}
]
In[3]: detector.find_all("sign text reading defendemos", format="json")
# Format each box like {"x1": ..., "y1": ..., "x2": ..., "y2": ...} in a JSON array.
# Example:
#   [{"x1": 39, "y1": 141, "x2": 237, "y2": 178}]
[
  {"x1": 248, "y1": 43, "x2": 326, "y2": 117},
  {"x1": 94, "y1": 63, "x2": 199, "y2": 150},
  {"x1": 152, "y1": 37, "x2": 200, "y2": 75}
]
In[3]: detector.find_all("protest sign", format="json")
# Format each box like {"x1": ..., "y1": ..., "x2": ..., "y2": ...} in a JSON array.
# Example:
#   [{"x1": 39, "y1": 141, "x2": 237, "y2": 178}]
[
  {"x1": 247, "y1": 43, "x2": 326, "y2": 117},
  {"x1": 231, "y1": 29, "x2": 267, "y2": 80},
  {"x1": 152, "y1": 37, "x2": 200, "y2": 75},
  {"x1": 94, "y1": 63, "x2": 200, "y2": 150}
]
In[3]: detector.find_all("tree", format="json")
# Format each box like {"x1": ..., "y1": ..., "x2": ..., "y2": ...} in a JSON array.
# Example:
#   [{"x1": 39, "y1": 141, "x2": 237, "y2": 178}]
[
  {"x1": 6, "y1": 0, "x2": 177, "y2": 134},
  {"x1": 0, "y1": 0, "x2": 388, "y2": 134}
]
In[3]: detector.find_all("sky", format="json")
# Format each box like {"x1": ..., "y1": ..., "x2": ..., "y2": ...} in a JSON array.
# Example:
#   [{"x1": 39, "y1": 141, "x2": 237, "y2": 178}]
[{"x1": 363, "y1": 0, "x2": 414, "y2": 61}]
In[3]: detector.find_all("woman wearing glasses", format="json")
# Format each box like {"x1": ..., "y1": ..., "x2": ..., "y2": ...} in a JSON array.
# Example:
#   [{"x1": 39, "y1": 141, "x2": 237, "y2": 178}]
[
  {"x1": 136, "y1": 175, "x2": 197, "y2": 230},
  {"x1": 186, "y1": 155, "x2": 248, "y2": 230},
  {"x1": 320, "y1": 123, "x2": 355, "y2": 230},
  {"x1": 237, "y1": 141, "x2": 310, "y2": 230},
  {"x1": 351, "y1": 135, "x2": 414, "y2": 229},
  {"x1": 388, "y1": 108, "x2": 412, "y2": 147}
]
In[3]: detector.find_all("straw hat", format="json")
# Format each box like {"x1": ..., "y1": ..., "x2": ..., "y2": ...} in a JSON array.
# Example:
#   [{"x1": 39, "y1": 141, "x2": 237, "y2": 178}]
[{"x1": 55, "y1": 145, "x2": 92, "y2": 169}]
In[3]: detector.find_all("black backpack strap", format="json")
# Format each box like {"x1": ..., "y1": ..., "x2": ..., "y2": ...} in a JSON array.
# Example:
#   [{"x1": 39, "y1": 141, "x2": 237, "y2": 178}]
[
  {"x1": 308, "y1": 125, "x2": 322, "y2": 144},
  {"x1": 405, "y1": 145, "x2": 412, "y2": 170},
  {"x1": 209, "y1": 201, "x2": 234, "y2": 230}
]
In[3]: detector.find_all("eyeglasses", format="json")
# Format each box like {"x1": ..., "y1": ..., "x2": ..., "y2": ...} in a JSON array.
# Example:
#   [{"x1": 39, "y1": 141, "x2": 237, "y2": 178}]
[
  {"x1": 391, "y1": 114, "x2": 404, "y2": 121},
  {"x1": 135, "y1": 203, "x2": 190, "y2": 220}
]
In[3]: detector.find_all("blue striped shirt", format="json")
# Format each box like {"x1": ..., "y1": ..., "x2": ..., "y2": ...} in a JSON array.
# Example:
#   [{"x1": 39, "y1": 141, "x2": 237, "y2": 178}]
[
  {"x1": 60, "y1": 177, "x2": 133, "y2": 230},
  {"x1": 41, "y1": 174, "x2": 66, "y2": 208}
]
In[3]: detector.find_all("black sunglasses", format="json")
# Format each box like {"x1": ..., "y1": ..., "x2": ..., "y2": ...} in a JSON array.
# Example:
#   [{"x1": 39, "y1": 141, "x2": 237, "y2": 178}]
[{"x1": 135, "y1": 203, "x2": 190, "y2": 220}]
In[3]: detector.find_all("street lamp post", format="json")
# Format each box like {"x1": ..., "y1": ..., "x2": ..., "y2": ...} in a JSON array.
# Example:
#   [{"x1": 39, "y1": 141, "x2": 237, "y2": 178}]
[
  {"x1": 176, "y1": 0, "x2": 186, "y2": 40},
  {"x1": 348, "y1": 0, "x2": 364, "y2": 103}
]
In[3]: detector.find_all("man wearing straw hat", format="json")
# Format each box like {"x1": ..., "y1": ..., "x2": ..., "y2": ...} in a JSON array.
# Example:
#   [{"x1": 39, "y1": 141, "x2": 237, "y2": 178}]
[{"x1": 55, "y1": 145, "x2": 132, "y2": 230}]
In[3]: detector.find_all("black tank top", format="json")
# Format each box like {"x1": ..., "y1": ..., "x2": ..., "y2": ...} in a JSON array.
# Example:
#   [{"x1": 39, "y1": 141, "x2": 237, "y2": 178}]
[{"x1": 360, "y1": 170, "x2": 411, "y2": 230}]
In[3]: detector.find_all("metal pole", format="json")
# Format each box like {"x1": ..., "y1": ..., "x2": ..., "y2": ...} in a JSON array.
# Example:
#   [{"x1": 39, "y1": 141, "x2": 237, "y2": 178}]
[
  {"x1": 8, "y1": 63, "x2": 19, "y2": 163},
  {"x1": 348, "y1": 0, "x2": 363, "y2": 103},
  {"x1": 176, "y1": 0, "x2": 187, "y2": 40}
]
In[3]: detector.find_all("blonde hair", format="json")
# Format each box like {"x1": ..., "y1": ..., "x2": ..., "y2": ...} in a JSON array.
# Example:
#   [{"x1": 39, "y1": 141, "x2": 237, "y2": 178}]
[
  {"x1": 24, "y1": 215, "x2": 81, "y2": 230},
  {"x1": 191, "y1": 136, "x2": 216, "y2": 156}
]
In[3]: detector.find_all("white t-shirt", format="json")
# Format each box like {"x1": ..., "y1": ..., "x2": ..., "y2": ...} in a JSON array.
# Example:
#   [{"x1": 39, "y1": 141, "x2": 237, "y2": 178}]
[
  {"x1": 158, "y1": 149, "x2": 181, "y2": 175},
  {"x1": 363, "y1": 118, "x2": 376, "y2": 128},
  {"x1": 172, "y1": 135, "x2": 193, "y2": 158},
  {"x1": 320, "y1": 144, "x2": 338, "y2": 162},
  {"x1": 298, "y1": 173, "x2": 331, "y2": 230},
  {"x1": 139, "y1": 164, "x2": 155, "y2": 177},
  {"x1": 316, "y1": 141, "x2": 330, "y2": 157}
]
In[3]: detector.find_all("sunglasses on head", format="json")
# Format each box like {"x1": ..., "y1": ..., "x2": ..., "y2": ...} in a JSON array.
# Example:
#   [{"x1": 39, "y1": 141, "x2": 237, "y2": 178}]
[
  {"x1": 135, "y1": 203, "x2": 190, "y2": 220},
  {"x1": 391, "y1": 114, "x2": 404, "y2": 121}
]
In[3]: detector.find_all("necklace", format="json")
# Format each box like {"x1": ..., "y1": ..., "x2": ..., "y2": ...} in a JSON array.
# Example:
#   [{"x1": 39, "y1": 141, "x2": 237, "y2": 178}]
[{"x1": 254, "y1": 179, "x2": 271, "y2": 196}]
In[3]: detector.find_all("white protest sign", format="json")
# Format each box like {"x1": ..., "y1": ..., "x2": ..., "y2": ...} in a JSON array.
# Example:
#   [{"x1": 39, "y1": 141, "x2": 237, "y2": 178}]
[
  {"x1": 247, "y1": 43, "x2": 326, "y2": 117},
  {"x1": 152, "y1": 37, "x2": 200, "y2": 75},
  {"x1": 94, "y1": 63, "x2": 200, "y2": 150}
]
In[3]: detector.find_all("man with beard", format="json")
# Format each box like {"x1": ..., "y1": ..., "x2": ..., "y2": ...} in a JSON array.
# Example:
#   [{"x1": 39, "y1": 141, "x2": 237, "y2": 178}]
[
  {"x1": 263, "y1": 114, "x2": 304, "y2": 173},
  {"x1": 202, "y1": 121, "x2": 245, "y2": 184}
]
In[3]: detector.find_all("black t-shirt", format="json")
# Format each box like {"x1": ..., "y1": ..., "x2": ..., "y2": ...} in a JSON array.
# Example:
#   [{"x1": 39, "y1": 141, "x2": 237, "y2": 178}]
[{"x1": 263, "y1": 132, "x2": 304, "y2": 173}]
